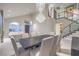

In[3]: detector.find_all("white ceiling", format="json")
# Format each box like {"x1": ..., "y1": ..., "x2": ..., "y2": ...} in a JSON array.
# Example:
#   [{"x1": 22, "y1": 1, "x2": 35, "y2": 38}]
[
  {"x1": 0, "y1": 3, "x2": 74, "y2": 18},
  {"x1": 0, "y1": 3, "x2": 36, "y2": 18}
]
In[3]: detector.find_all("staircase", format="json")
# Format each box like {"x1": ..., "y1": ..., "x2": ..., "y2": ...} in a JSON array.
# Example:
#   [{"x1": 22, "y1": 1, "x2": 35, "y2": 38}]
[
  {"x1": 56, "y1": 10, "x2": 79, "y2": 37},
  {"x1": 56, "y1": 10, "x2": 79, "y2": 56}
]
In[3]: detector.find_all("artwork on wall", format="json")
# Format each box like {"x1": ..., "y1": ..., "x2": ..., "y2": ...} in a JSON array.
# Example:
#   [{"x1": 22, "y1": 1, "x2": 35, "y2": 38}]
[
  {"x1": 65, "y1": 5, "x2": 75, "y2": 17},
  {"x1": 65, "y1": 5, "x2": 75, "y2": 13},
  {"x1": 48, "y1": 4, "x2": 54, "y2": 18}
]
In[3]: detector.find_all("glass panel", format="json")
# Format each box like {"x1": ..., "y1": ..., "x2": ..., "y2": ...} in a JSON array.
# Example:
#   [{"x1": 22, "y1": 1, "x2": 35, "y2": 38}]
[
  {"x1": 64, "y1": 12, "x2": 67, "y2": 18},
  {"x1": 57, "y1": 11, "x2": 79, "y2": 37},
  {"x1": 56, "y1": 11, "x2": 65, "y2": 19},
  {"x1": 63, "y1": 26, "x2": 70, "y2": 36},
  {"x1": 56, "y1": 13, "x2": 59, "y2": 19},
  {"x1": 73, "y1": 14, "x2": 79, "y2": 21},
  {"x1": 71, "y1": 23, "x2": 79, "y2": 32},
  {"x1": 58, "y1": 12, "x2": 64, "y2": 18},
  {"x1": 67, "y1": 12, "x2": 73, "y2": 19}
]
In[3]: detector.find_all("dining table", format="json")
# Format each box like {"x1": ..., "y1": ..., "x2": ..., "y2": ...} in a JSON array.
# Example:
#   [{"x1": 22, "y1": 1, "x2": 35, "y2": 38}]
[
  {"x1": 19, "y1": 37, "x2": 41, "y2": 49},
  {"x1": 19, "y1": 34, "x2": 53, "y2": 49}
]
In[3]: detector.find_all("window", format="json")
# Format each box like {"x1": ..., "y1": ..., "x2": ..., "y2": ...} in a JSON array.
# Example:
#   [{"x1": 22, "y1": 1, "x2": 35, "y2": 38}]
[{"x1": 9, "y1": 22, "x2": 21, "y2": 32}]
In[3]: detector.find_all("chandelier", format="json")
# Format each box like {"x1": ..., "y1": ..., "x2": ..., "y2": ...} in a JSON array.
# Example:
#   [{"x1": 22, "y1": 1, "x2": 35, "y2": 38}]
[{"x1": 36, "y1": 3, "x2": 46, "y2": 23}]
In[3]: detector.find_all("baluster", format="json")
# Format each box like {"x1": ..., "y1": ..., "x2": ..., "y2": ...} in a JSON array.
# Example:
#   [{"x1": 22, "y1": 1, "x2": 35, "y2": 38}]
[{"x1": 69, "y1": 24, "x2": 71, "y2": 34}]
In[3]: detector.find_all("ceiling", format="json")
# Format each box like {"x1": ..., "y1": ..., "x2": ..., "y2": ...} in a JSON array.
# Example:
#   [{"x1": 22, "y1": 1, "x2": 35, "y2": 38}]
[
  {"x1": 0, "y1": 3, "x2": 74, "y2": 19},
  {"x1": 0, "y1": 3, "x2": 36, "y2": 18}
]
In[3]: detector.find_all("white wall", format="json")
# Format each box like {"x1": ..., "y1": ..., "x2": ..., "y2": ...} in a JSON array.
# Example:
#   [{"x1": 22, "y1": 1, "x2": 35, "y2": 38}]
[
  {"x1": 3, "y1": 15, "x2": 32, "y2": 38},
  {"x1": 32, "y1": 17, "x2": 55, "y2": 35},
  {"x1": 3, "y1": 9, "x2": 72, "y2": 38},
  {"x1": 31, "y1": 5, "x2": 56, "y2": 35},
  {"x1": 3, "y1": 14, "x2": 56, "y2": 38}
]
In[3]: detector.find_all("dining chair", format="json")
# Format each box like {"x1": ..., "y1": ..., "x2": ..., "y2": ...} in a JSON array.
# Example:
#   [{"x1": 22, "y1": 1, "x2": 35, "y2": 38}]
[
  {"x1": 56, "y1": 36, "x2": 71, "y2": 56},
  {"x1": 35, "y1": 36, "x2": 58, "y2": 56},
  {"x1": 13, "y1": 35, "x2": 22, "y2": 42},
  {"x1": 9, "y1": 36, "x2": 29, "y2": 56}
]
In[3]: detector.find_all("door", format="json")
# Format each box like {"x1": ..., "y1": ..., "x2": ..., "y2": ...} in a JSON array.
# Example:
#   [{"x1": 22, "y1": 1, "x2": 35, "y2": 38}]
[{"x1": 25, "y1": 25, "x2": 30, "y2": 33}]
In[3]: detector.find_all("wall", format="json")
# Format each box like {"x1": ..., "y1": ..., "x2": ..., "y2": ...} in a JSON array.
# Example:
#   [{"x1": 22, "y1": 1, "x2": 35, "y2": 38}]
[
  {"x1": 31, "y1": 5, "x2": 56, "y2": 35},
  {"x1": 3, "y1": 15, "x2": 32, "y2": 38},
  {"x1": 3, "y1": 13, "x2": 56, "y2": 38},
  {"x1": 3, "y1": 15, "x2": 72, "y2": 38},
  {"x1": 32, "y1": 15, "x2": 56, "y2": 35},
  {"x1": 3, "y1": 4, "x2": 57, "y2": 38},
  {"x1": 3, "y1": 6, "x2": 72, "y2": 38}
]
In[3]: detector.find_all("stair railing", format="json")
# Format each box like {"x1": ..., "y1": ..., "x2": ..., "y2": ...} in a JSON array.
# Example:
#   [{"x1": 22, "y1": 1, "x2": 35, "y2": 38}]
[
  {"x1": 57, "y1": 11, "x2": 79, "y2": 23},
  {"x1": 56, "y1": 11, "x2": 79, "y2": 37}
]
